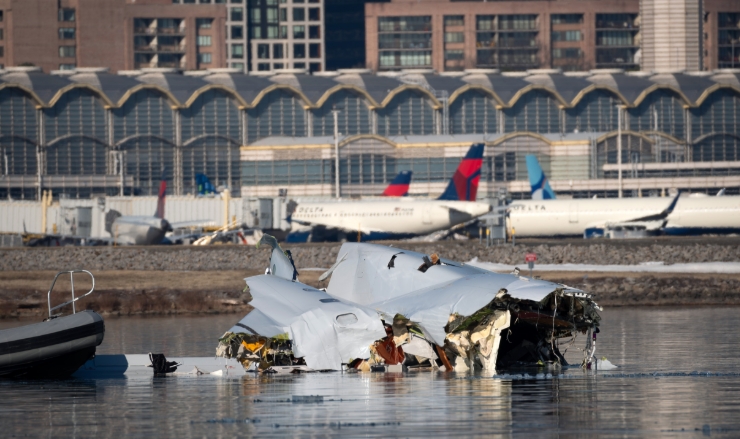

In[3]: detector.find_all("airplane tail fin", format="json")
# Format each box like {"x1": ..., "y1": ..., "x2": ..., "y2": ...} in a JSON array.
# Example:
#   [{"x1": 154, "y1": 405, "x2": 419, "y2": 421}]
[
  {"x1": 381, "y1": 170, "x2": 413, "y2": 196},
  {"x1": 155, "y1": 169, "x2": 166, "y2": 219},
  {"x1": 195, "y1": 173, "x2": 217, "y2": 195},
  {"x1": 437, "y1": 143, "x2": 484, "y2": 201},
  {"x1": 525, "y1": 155, "x2": 556, "y2": 200}
]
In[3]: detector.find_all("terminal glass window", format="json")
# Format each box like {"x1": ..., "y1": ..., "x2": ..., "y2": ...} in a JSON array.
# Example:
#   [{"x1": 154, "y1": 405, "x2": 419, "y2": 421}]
[{"x1": 378, "y1": 16, "x2": 432, "y2": 69}]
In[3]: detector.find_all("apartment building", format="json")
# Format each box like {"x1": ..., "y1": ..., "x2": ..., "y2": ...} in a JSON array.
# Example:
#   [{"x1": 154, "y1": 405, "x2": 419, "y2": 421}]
[
  {"x1": 0, "y1": 0, "x2": 325, "y2": 74},
  {"x1": 364, "y1": 0, "x2": 740, "y2": 72}
]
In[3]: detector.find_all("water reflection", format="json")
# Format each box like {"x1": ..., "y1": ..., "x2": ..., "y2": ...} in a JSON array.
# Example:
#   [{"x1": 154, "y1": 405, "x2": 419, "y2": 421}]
[{"x1": 1, "y1": 307, "x2": 740, "y2": 437}]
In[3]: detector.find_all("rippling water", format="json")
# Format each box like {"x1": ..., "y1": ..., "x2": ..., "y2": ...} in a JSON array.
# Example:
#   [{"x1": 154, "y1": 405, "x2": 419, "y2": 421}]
[{"x1": 2, "y1": 307, "x2": 740, "y2": 437}]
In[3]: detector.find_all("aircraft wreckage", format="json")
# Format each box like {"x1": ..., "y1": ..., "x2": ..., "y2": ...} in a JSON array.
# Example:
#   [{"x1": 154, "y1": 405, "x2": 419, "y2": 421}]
[{"x1": 217, "y1": 236, "x2": 602, "y2": 374}]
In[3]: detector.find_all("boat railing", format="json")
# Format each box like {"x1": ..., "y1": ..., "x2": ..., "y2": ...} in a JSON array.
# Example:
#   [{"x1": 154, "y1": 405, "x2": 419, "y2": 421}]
[{"x1": 47, "y1": 270, "x2": 96, "y2": 318}]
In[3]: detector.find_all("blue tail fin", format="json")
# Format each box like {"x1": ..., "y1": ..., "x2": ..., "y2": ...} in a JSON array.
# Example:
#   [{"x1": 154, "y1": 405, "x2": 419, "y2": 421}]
[
  {"x1": 437, "y1": 143, "x2": 484, "y2": 201},
  {"x1": 525, "y1": 155, "x2": 556, "y2": 200},
  {"x1": 195, "y1": 173, "x2": 216, "y2": 195}
]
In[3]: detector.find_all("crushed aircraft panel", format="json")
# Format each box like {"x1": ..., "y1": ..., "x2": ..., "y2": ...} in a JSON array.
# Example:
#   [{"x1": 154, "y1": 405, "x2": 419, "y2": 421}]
[{"x1": 218, "y1": 239, "x2": 602, "y2": 374}]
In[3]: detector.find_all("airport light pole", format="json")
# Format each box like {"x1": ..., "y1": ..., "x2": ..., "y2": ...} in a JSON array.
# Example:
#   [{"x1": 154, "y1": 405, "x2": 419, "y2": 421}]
[
  {"x1": 617, "y1": 105, "x2": 624, "y2": 198},
  {"x1": 332, "y1": 109, "x2": 341, "y2": 199}
]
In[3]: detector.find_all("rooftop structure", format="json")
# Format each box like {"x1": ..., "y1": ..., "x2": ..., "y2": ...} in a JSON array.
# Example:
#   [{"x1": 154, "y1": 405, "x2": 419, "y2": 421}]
[{"x1": 1, "y1": 67, "x2": 739, "y2": 199}]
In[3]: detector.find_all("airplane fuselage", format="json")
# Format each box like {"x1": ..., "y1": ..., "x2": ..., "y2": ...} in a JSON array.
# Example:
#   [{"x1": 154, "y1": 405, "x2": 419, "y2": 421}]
[
  {"x1": 112, "y1": 216, "x2": 171, "y2": 245},
  {"x1": 507, "y1": 196, "x2": 740, "y2": 237},
  {"x1": 290, "y1": 199, "x2": 491, "y2": 240}
]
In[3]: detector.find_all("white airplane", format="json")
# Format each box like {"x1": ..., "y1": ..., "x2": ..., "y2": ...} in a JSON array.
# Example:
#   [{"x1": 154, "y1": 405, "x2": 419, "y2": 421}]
[
  {"x1": 507, "y1": 156, "x2": 740, "y2": 238},
  {"x1": 106, "y1": 174, "x2": 212, "y2": 245},
  {"x1": 286, "y1": 144, "x2": 492, "y2": 242}
]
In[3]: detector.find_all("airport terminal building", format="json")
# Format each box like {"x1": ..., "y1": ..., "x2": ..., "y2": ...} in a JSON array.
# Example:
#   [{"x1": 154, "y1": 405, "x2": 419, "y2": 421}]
[{"x1": 1, "y1": 65, "x2": 740, "y2": 200}]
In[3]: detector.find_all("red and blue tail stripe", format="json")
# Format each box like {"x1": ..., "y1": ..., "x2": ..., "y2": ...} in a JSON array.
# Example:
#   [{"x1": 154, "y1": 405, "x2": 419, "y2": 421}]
[
  {"x1": 437, "y1": 143, "x2": 484, "y2": 201},
  {"x1": 382, "y1": 170, "x2": 413, "y2": 196}
]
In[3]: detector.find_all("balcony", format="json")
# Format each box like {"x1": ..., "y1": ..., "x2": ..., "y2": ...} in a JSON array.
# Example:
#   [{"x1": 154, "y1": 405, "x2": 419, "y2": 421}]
[{"x1": 134, "y1": 45, "x2": 186, "y2": 53}]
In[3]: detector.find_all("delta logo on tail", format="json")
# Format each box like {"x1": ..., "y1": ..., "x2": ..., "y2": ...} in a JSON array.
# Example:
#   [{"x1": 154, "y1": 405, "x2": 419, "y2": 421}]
[
  {"x1": 382, "y1": 170, "x2": 413, "y2": 197},
  {"x1": 525, "y1": 155, "x2": 556, "y2": 200},
  {"x1": 437, "y1": 143, "x2": 484, "y2": 201}
]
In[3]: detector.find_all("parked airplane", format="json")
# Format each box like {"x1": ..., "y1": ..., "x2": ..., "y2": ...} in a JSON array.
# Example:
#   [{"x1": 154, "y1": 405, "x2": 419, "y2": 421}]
[
  {"x1": 286, "y1": 144, "x2": 490, "y2": 242},
  {"x1": 106, "y1": 174, "x2": 211, "y2": 245},
  {"x1": 508, "y1": 156, "x2": 740, "y2": 238}
]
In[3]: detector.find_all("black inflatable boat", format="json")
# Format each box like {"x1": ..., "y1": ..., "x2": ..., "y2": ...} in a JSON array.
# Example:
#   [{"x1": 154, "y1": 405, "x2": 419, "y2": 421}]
[{"x1": 0, "y1": 270, "x2": 105, "y2": 379}]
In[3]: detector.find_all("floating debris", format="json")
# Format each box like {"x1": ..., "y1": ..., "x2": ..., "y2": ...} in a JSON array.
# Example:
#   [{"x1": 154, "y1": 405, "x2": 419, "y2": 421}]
[{"x1": 217, "y1": 236, "x2": 603, "y2": 374}]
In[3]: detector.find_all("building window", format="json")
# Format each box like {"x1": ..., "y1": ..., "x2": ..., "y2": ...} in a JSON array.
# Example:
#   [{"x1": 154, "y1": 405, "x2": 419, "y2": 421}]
[
  {"x1": 231, "y1": 43, "x2": 244, "y2": 58},
  {"x1": 274, "y1": 62, "x2": 284, "y2": 69},
  {"x1": 476, "y1": 15, "x2": 495, "y2": 31},
  {"x1": 258, "y1": 63, "x2": 270, "y2": 71},
  {"x1": 280, "y1": 26, "x2": 288, "y2": 38},
  {"x1": 197, "y1": 35, "x2": 212, "y2": 46},
  {"x1": 0, "y1": 47, "x2": 4, "y2": 58},
  {"x1": 378, "y1": 16, "x2": 432, "y2": 69},
  {"x1": 231, "y1": 25, "x2": 243, "y2": 39},
  {"x1": 309, "y1": 43, "x2": 320, "y2": 58},
  {"x1": 231, "y1": 0, "x2": 243, "y2": 3},
  {"x1": 0, "y1": 29, "x2": 4, "y2": 40},
  {"x1": 273, "y1": 43, "x2": 284, "y2": 59},
  {"x1": 294, "y1": 43, "x2": 305, "y2": 58},
  {"x1": 293, "y1": 8, "x2": 305, "y2": 21},
  {"x1": 58, "y1": 8, "x2": 75, "y2": 22},
  {"x1": 308, "y1": 8, "x2": 320, "y2": 21},
  {"x1": 59, "y1": 46, "x2": 76, "y2": 58},
  {"x1": 231, "y1": 7, "x2": 243, "y2": 21},
  {"x1": 198, "y1": 52, "x2": 212, "y2": 64},
  {"x1": 445, "y1": 49, "x2": 463, "y2": 60},
  {"x1": 445, "y1": 32, "x2": 464, "y2": 43},
  {"x1": 553, "y1": 48, "x2": 582, "y2": 59},
  {"x1": 294, "y1": 62, "x2": 305, "y2": 68},
  {"x1": 258, "y1": 44, "x2": 270, "y2": 59},
  {"x1": 444, "y1": 15, "x2": 464, "y2": 27},
  {"x1": 309, "y1": 62, "x2": 321, "y2": 72},
  {"x1": 552, "y1": 14, "x2": 583, "y2": 25},
  {"x1": 552, "y1": 30, "x2": 581, "y2": 42},
  {"x1": 0, "y1": 11, "x2": 3, "y2": 22},
  {"x1": 280, "y1": 8, "x2": 287, "y2": 21},
  {"x1": 58, "y1": 28, "x2": 75, "y2": 39},
  {"x1": 293, "y1": 25, "x2": 305, "y2": 39},
  {"x1": 59, "y1": 63, "x2": 76, "y2": 70},
  {"x1": 252, "y1": 27, "x2": 262, "y2": 38},
  {"x1": 197, "y1": 18, "x2": 212, "y2": 29},
  {"x1": 309, "y1": 25, "x2": 320, "y2": 39},
  {"x1": 231, "y1": 62, "x2": 244, "y2": 69}
]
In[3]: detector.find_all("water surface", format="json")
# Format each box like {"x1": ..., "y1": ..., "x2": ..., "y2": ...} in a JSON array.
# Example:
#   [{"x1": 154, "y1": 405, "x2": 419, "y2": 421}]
[{"x1": 1, "y1": 307, "x2": 739, "y2": 437}]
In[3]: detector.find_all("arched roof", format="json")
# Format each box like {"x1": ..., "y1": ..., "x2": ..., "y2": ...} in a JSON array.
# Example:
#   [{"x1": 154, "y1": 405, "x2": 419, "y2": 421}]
[{"x1": 2, "y1": 67, "x2": 740, "y2": 110}]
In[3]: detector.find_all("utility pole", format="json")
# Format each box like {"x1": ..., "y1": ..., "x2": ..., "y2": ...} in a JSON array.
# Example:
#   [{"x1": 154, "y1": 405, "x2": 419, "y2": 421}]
[
  {"x1": 332, "y1": 109, "x2": 340, "y2": 199},
  {"x1": 617, "y1": 105, "x2": 624, "y2": 198}
]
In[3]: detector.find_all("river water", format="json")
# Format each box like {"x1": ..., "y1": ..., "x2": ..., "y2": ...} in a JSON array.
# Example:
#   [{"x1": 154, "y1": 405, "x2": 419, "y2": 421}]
[{"x1": 1, "y1": 307, "x2": 740, "y2": 437}]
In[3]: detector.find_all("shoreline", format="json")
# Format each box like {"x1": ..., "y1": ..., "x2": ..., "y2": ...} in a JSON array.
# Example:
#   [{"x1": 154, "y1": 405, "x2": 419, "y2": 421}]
[{"x1": 2, "y1": 269, "x2": 740, "y2": 318}]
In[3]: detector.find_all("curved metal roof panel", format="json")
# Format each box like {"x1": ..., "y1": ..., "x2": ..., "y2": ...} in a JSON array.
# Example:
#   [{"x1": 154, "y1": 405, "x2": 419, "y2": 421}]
[
  {"x1": 462, "y1": 74, "x2": 531, "y2": 104},
  {"x1": 68, "y1": 71, "x2": 143, "y2": 103},
  {"x1": 526, "y1": 74, "x2": 593, "y2": 103},
  {"x1": 337, "y1": 74, "x2": 403, "y2": 104},
  {"x1": 650, "y1": 73, "x2": 716, "y2": 103},
  {"x1": 271, "y1": 74, "x2": 339, "y2": 103},
  {"x1": 1, "y1": 70, "x2": 72, "y2": 103},
  {"x1": 202, "y1": 73, "x2": 275, "y2": 104},
  {"x1": 590, "y1": 73, "x2": 654, "y2": 103},
  {"x1": 135, "y1": 71, "x2": 209, "y2": 104}
]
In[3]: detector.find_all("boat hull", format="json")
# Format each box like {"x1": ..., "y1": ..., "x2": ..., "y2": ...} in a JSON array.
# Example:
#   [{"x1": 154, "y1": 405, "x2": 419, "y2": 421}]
[{"x1": 0, "y1": 311, "x2": 105, "y2": 379}]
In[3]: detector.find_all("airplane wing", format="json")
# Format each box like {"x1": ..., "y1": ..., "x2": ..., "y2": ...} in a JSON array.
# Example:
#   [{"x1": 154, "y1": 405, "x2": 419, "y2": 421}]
[
  {"x1": 620, "y1": 192, "x2": 681, "y2": 223},
  {"x1": 169, "y1": 220, "x2": 216, "y2": 229}
]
